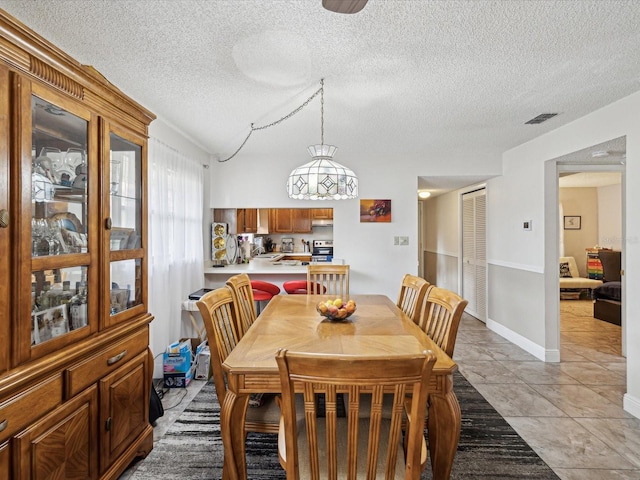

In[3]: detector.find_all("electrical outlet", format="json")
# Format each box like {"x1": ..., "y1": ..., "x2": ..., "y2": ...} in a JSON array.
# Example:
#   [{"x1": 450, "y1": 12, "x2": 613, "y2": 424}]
[
  {"x1": 399, "y1": 236, "x2": 409, "y2": 246},
  {"x1": 523, "y1": 220, "x2": 532, "y2": 231}
]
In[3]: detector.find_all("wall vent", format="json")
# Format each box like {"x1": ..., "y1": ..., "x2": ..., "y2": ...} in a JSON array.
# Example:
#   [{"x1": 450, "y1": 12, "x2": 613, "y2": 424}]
[{"x1": 525, "y1": 113, "x2": 558, "y2": 124}]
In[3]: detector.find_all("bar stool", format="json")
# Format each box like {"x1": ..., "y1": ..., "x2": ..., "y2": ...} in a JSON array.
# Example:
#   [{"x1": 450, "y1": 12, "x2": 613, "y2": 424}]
[
  {"x1": 283, "y1": 280, "x2": 327, "y2": 295},
  {"x1": 251, "y1": 280, "x2": 281, "y2": 314}
]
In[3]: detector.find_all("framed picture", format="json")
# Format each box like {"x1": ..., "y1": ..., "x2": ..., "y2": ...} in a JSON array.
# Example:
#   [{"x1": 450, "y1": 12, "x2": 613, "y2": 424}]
[
  {"x1": 360, "y1": 199, "x2": 391, "y2": 222},
  {"x1": 564, "y1": 215, "x2": 581, "y2": 230}
]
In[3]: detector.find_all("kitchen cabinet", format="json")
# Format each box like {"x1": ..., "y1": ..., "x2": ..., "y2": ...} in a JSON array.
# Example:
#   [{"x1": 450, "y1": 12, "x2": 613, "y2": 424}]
[
  {"x1": 269, "y1": 208, "x2": 312, "y2": 233},
  {"x1": 236, "y1": 208, "x2": 257, "y2": 233},
  {"x1": 0, "y1": 11, "x2": 154, "y2": 479},
  {"x1": 311, "y1": 208, "x2": 333, "y2": 220}
]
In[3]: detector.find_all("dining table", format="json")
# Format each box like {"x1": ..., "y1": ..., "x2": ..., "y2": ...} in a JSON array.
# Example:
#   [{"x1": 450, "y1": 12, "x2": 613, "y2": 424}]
[{"x1": 221, "y1": 294, "x2": 461, "y2": 480}]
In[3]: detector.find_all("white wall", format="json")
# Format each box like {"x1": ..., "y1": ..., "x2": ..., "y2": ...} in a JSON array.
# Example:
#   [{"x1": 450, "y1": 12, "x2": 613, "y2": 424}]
[
  {"x1": 559, "y1": 187, "x2": 599, "y2": 277},
  {"x1": 210, "y1": 152, "x2": 502, "y2": 298},
  {"x1": 598, "y1": 183, "x2": 622, "y2": 250},
  {"x1": 489, "y1": 90, "x2": 640, "y2": 418}
]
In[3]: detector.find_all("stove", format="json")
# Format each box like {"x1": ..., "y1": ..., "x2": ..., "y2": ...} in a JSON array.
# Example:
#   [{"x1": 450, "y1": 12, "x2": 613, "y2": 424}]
[{"x1": 312, "y1": 239, "x2": 333, "y2": 262}]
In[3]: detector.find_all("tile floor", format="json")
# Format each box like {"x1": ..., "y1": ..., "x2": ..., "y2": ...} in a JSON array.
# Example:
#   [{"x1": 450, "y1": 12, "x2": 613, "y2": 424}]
[
  {"x1": 121, "y1": 299, "x2": 639, "y2": 479},
  {"x1": 455, "y1": 300, "x2": 639, "y2": 480}
]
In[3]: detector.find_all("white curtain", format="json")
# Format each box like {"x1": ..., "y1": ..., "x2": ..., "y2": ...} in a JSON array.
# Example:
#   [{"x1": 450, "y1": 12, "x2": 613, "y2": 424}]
[{"x1": 148, "y1": 137, "x2": 204, "y2": 376}]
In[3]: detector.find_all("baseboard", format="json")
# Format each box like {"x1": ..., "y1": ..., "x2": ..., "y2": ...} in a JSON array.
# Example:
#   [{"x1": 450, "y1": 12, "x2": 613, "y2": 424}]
[
  {"x1": 486, "y1": 318, "x2": 559, "y2": 362},
  {"x1": 623, "y1": 392, "x2": 640, "y2": 420}
]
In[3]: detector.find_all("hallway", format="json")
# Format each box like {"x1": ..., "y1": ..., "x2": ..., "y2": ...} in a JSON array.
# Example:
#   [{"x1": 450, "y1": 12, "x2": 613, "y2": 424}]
[{"x1": 454, "y1": 300, "x2": 637, "y2": 479}]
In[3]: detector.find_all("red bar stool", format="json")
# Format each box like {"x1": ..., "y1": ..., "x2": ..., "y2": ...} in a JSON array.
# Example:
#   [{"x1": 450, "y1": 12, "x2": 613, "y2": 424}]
[
  {"x1": 283, "y1": 280, "x2": 327, "y2": 295},
  {"x1": 251, "y1": 280, "x2": 281, "y2": 314}
]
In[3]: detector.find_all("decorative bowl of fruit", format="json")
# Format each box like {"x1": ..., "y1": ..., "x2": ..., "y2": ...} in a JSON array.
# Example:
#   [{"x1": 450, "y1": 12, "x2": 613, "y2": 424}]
[{"x1": 316, "y1": 298, "x2": 357, "y2": 322}]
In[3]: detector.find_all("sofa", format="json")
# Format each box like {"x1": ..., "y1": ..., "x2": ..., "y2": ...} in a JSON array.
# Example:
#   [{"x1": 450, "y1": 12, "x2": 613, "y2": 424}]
[
  {"x1": 559, "y1": 256, "x2": 602, "y2": 298},
  {"x1": 592, "y1": 250, "x2": 621, "y2": 325}
]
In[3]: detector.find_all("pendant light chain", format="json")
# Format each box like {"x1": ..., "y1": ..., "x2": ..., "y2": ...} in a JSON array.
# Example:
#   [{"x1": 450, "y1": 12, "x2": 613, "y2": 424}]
[
  {"x1": 320, "y1": 78, "x2": 324, "y2": 146},
  {"x1": 218, "y1": 80, "x2": 324, "y2": 163}
]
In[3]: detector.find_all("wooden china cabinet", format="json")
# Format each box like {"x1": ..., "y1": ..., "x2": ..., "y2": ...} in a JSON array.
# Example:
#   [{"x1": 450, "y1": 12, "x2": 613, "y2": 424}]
[{"x1": 0, "y1": 10, "x2": 155, "y2": 479}]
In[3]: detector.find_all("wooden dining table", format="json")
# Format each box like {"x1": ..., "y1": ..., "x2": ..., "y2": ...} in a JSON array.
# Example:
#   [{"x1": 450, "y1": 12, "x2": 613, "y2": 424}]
[{"x1": 221, "y1": 294, "x2": 461, "y2": 480}]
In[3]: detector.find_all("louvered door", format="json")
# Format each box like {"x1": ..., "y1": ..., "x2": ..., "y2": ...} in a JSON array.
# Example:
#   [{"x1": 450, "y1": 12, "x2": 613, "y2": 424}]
[{"x1": 462, "y1": 189, "x2": 487, "y2": 322}]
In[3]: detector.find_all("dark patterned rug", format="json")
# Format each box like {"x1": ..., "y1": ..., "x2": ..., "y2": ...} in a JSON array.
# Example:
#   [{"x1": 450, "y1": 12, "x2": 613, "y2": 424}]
[{"x1": 127, "y1": 372, "x2": 559, "y2": 479}]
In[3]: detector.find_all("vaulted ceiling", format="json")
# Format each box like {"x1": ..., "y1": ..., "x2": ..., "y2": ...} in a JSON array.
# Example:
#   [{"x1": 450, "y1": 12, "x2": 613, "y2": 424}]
[{"x1": 2, "y1": 0, "x2": 639, "y2": 193}]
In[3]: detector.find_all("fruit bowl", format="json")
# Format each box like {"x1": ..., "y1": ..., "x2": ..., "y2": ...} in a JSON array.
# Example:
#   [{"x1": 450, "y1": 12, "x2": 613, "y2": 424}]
[{"x1": 316, "y1": 299, "x2": 357, "y2": 322}]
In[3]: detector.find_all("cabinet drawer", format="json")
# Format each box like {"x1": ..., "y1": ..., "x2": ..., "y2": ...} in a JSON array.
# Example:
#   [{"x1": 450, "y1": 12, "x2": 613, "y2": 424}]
[
  {"x1": 65, "y1": 328, "x2": 148, "y2": 398},
  {"x1": 0, "y1": 375, "x2": 63, "y2": 443}
]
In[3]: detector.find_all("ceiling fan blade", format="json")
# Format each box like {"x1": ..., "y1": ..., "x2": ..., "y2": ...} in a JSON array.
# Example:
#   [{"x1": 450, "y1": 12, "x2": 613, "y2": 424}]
[{"x1": 322, "y1": 0, "x2": 369, "y2": 14}]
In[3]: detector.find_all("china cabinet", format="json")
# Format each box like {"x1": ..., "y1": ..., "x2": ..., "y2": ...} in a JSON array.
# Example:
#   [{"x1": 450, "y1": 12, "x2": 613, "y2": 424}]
[{"x1": 0, "y1": 10, "x2": 155, "y2": 479}]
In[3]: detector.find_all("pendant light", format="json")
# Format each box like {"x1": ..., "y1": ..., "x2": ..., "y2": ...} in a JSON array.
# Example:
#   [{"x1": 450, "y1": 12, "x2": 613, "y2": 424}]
[{"x1": 286, "y1": 79, "x2": 358, "y2": 200}]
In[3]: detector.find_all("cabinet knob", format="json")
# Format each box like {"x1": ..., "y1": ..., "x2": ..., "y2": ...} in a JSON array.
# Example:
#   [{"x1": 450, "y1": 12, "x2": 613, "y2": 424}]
[{"x1": 0, "y1": 209, "x2": 8, "y2": 228}]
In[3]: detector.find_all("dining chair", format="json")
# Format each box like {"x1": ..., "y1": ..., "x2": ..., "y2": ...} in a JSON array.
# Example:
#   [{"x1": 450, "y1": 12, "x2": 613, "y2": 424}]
[
  {"x1": 225, "y1": 273, "x2": 257, "y2": 336},
  {"x1": 307, "y1": 264, "x2": 349, "y2": 297},
  {"x1": 417, "y1": 286, "x2": 468, "y2": 357},
  {"x1": 227, "y1": 274, "x2": 281, "y2": 333},
  {"x1": 196, "y1": 287, "x2": 280, "y2": 433},
  {"x1": 275, "y1": 348, "x2": 436, "y2": 479},
  {"x1": 396, "y1": 273, "x2": 431, "y2": 324}
]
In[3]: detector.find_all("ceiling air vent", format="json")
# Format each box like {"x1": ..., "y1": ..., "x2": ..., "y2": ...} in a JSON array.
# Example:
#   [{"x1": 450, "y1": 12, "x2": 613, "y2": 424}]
[{"x1": 525, "y1": 113, "x2": 558, "y2": 124}]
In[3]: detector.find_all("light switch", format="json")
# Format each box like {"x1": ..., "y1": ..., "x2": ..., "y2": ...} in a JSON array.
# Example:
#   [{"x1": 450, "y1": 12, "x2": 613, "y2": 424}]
[
  {"x1": 523, "y1": 220, "x2": 532, "y2": 231},
  {"x1": 399, "y1": 236, "x2": 409, "y2": 245}
]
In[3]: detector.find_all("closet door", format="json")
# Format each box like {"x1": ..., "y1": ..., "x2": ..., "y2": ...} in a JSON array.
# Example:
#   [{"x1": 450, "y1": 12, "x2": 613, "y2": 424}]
[{"x1": 462, "y1": 189, "x2": 486, "y2": 322}]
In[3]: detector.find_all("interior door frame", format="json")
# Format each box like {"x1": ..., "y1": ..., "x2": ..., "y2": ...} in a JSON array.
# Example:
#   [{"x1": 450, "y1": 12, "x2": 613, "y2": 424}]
[{"x1": 545, "y1": 156, "x2": 626, "y2": 360}]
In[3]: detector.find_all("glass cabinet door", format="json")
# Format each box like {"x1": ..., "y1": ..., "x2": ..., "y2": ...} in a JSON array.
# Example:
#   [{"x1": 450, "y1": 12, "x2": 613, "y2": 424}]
[
  {"x1": 106, "y1": 128, "x2": 146, "y2": 325},
  {"x1": 26, "y1": 85, "x2": 96, "y2": 360}
]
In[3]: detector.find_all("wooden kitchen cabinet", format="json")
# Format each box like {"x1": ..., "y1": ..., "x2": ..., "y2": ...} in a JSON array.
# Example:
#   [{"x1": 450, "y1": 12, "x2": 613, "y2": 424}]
[
  {"x1": 0, "y1": 11, "x2": 154, "y2": 479},
  {"x1": 236, "y1": 208, "x2": 257, "y2": 233},
  {"x1": 311, "y1": 208, "x2": 333, "y2": 220},
  {"x1": 269, "y1": 208, "x2": 312, "y2": 233}
]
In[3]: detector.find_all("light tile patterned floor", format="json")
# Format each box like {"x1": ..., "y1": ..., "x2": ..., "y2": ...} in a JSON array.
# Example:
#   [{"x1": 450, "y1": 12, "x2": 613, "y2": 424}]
[{"x1": 456, "y1": 299, "x2": 640, "y2": 480}]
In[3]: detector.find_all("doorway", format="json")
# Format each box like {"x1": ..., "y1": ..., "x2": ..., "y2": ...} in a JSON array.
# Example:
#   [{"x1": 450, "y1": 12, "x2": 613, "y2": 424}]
[{"x1": 557, "y1": 166, "x2": 624, "y2": 360}]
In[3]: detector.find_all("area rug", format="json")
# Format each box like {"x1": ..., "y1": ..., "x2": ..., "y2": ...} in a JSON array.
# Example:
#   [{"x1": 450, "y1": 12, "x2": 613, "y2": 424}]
[{"x1": 127, "y1": 372, "x2": 559, "y2": 479}]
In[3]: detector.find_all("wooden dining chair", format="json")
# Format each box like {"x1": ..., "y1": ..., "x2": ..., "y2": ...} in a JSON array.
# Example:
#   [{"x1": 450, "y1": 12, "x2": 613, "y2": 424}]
[
  {"x1": 196, "y1": 287, "x2": 280, "y2": 433},
  {"x1": 275, "y1": 348, "x2": 436, "y2": 479},
  {"x1": 396, "y1": 273, "x2": 431, "y2": 323},
  {"x1": 225, "y1": 273, "x2": 257, "y2": 336},
  {"x1": 307, "y1": 264, "x2": 349, "y2": 297},
  {"x1": 417, "y1": 286, "x2": 468, "y2": 357}
]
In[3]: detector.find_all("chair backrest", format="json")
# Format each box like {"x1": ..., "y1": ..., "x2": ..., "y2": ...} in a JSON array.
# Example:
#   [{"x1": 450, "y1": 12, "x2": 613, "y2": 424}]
[
  {"x1": 598, "y1": 250, "x2": 621, "y2": 282},
  {"x1": 276, "y1": 349, "x2": 436, "y2": 480},
  {"x1": 396, "y1": 274, "x2": 431, "y2": 323},
  {"x1": 196, "y1": 287, "x2": 242, "y2": 404},
  {"x1": 307, "y1": 264, "x2": 349, "y2": 297},
  {"x1": 226, "y1": 273, "x2": 257, "y2": 336},
  {"x1": 417, "y1": 286, "x2": 468, "y2": 357}
]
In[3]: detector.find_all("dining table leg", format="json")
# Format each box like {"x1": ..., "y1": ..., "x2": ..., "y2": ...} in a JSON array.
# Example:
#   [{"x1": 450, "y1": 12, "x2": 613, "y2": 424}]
[
  {"x1": 427, "y1": 374, "x2": 461, "y2": 479},
  {"x1": 220, "y1": 389, "x2": 250, "y2": 480}
]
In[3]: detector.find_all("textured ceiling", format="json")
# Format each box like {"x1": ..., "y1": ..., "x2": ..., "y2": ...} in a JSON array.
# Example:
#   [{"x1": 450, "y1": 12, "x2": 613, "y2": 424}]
[{"x1": 2, "y1": 0, "x2": 639, "y2": 193}]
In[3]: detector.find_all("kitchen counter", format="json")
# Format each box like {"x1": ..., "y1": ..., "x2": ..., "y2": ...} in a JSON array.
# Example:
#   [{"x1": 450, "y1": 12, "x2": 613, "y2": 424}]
[{"x1": 204, "y1": 261, "x2": 308, "y2": 275}]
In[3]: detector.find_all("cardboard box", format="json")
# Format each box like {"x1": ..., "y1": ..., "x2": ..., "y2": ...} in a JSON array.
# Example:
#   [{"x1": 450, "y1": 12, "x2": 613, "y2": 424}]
[
  {"x1": 163, "y1": 337, "x2": 201, "y2": 388},
  {"x1": 194, "y1": 343, "x2": 211, "y2": 380},
  {"x1": 163, "y1": 365, "x2": 195, "y2": 388}
]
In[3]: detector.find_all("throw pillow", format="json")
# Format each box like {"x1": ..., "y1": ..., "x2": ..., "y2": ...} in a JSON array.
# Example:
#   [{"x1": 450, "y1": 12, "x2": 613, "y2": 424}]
[{"x1": 560, "y1": 262, "x2": 572, "y2": 278}]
